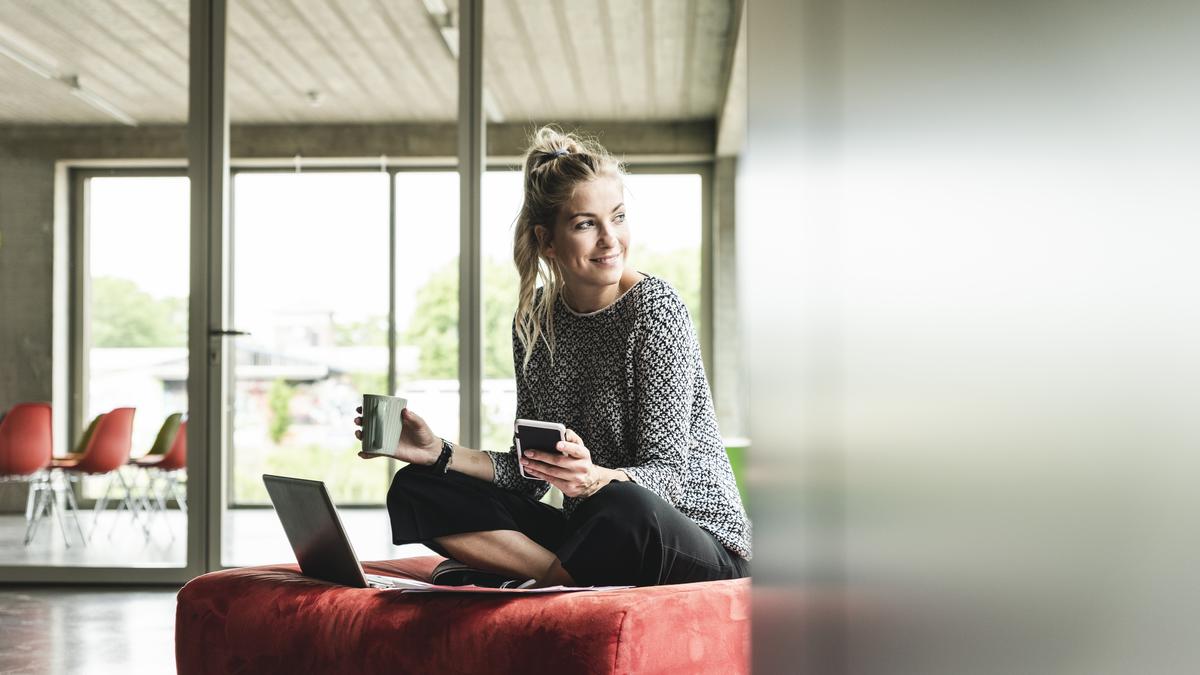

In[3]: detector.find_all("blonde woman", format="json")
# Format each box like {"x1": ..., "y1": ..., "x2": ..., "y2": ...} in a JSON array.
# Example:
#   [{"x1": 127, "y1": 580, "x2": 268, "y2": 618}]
[{"x1": 355, "y1": 127, "x2": 749, "y2": 587}]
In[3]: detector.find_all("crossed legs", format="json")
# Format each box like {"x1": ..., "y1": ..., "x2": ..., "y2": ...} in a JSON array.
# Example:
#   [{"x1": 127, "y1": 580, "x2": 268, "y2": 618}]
[
  {"x1": 388, "y1": 466, "x2": 576, "y2": 585},
  {"x1": 432, "y1": 529, "x2": 575, "y2": 586}
]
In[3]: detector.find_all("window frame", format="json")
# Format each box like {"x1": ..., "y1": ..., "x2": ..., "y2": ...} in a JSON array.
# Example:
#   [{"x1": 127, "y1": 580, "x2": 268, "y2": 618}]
[
  {"x1": 67, "y1": 166, "x2": 189, "y2": 479},
  {"x1": 68, "y1": 161, "x2": 714, "y2": 505}
]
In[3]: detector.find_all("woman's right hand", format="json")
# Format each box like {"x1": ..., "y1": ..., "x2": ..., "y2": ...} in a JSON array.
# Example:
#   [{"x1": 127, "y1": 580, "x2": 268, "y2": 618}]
[{"x1": 354, "y1": 406, "x2": 442, "y2": 466}]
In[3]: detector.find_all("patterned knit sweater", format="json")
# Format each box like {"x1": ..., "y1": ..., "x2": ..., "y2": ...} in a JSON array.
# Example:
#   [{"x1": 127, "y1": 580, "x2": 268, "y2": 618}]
[{"x1": 485, "y1": 274, "x2": 752, "y2": 559}]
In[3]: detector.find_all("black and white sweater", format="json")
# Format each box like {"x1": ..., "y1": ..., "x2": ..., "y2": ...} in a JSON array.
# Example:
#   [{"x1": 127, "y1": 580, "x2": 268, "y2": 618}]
[{"x1": 485, "y1": 274, "x2": 752, "y2": 559}]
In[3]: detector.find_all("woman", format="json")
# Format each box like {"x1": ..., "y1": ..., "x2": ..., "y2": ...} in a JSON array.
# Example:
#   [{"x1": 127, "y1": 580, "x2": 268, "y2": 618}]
[{"x1": 355, "y1": 127, "x2": 750, "y2": 587}]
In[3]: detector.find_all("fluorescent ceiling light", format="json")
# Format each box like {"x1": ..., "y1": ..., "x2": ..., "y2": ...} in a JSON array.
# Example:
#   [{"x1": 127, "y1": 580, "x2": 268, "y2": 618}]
[
  {"x1": 421, "y1": 0, "x2": 451, "y2": 22},
  {"x1": 0, "y1": 36, "x2": 54, "y2": 78},
  {"x1": 0, "y1": 29, "x2": 138, "y2": 126},
  {"x1": 63, "y1": 75, "x2": 138, "y2": 127},
  {"x1": 420, "y1": 1, "x2": 504, "y2": 123},
  {"x1": 0, "y1": 22, "x2": 58, "y2": 78}
]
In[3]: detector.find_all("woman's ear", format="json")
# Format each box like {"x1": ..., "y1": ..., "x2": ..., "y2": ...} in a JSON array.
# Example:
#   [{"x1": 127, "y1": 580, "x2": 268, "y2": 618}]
[{"x1": 534, "y1": 224, "x2": 555, "y2": 259}]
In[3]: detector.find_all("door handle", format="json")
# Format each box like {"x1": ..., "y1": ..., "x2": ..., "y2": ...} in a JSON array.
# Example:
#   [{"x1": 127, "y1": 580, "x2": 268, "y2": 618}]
[{"x1": 209, "y1": 329, "x2": 251, "y2": 337}]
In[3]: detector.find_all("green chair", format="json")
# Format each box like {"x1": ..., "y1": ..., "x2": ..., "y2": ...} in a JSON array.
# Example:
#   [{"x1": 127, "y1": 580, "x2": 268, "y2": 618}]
[
  {"x1": 129, "y1": 413, "x2": 185, "y2": 541},
  {"x1": 142, "y1": 413, "x2": 183, "y2": 458},
  {"x1": 62, "y1": 413, "x2": 104, "y2": 458}
]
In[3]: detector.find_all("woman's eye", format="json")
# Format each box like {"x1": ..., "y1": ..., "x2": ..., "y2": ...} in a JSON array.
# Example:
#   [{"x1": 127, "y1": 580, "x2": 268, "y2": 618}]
[
  {"x1": 574, "y1": 220, "x2": 594, "y2": 230},
  {"x1": 614, "y1": 213, "x2": 626, "y2": 222}
]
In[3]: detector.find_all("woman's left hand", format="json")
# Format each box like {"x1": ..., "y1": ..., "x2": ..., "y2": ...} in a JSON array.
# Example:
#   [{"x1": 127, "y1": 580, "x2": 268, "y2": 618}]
[{"x1": 520, "y1": 429, "x2": 612, "y2": 499}]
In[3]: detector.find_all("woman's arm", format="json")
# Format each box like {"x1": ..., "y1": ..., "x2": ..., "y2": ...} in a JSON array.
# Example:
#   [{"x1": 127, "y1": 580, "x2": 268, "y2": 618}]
[
  {"x1": 618, "y1": 293, "x2": 700, "y2": 505},
  {"x1": 476, "y1": 323, "x2": 552, "y2": 499},
  {"x1": 418, "y1": 439, "x2": 497, "y2": 483},
  {"x1": 519, "y1": 429, "x2": 629, "y2": 498},
  {"x1": 355, "y1": 407, "x2": 495, "y2": 482}
]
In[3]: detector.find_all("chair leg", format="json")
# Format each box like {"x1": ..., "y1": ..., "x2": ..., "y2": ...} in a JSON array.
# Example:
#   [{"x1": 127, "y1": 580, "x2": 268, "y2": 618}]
[
  {"x1": 49, "y1": 481, "x2": 71, "y2": 549},
  {"x1": 167, "y1": 473, "x2": 188, "y2": 515},
  {"x1": 90, "y1": 472, "x2": 116, "y2": 542},
  {"x1": 135, "y1": 467, "x2": 155, "y2": 542},
  {"x1": 125, "y1": 466, "x2": 145, "y2": 520},
  {"x1": 116, "y1": 468, "x2": 150, "y2": 537},
  {"x1": 138, "y1": 467, "x2": 158, "y2": 517},
  {"x1": 147, "y1": 469, "x2": 166, "y2": 513},
  {"x1": 24, "y1": 477, "x2": 40, "y2": 520},
  {"x1": 144, "y1": 469, "x2": 175, "y2": 543},
  {"x1": 23, "y1": 474, "x2": 47, "y2": 522},
  {"x1": 62, "y1": 475, "x2": 88, "y2": 546},
  {"x1": 135, "y1": 467, "x2": 162, "y2": 543},
  {"x1": 23, "y1": 485, "x2": 49, "y2": 546}
]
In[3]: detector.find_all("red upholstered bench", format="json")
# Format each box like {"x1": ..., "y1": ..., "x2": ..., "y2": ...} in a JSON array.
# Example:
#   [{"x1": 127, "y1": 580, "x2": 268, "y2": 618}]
[{"x1": 175, "y1": 555, "x2": 750, "y2": 675}]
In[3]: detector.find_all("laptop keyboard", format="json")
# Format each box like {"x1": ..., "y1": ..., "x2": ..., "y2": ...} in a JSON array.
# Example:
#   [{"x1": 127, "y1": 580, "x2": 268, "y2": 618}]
[{"x1": 365, "y1": 573, "x2": 433, "y2": 590}]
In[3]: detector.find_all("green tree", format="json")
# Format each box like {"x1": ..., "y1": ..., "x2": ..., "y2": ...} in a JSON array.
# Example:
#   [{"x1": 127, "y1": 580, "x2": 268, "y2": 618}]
[
  {"x1": 334, "y1": 316, "x2": 388, "y2": 347},
  {"x1": 267, "y1": 379, "x2": 294, "y2": 444},
  {"x1": 91, "y1": 276, "x2": 186, "y2": 348},
  {"x1": 347, "y1": 371, "x2": 388, "y2": 397},
  {"x1": 403, "y1": 257, "x2": 518, "y2": 379},
  {"x1": 634, "y1": 248, "x2": 702, "y2": 337}
]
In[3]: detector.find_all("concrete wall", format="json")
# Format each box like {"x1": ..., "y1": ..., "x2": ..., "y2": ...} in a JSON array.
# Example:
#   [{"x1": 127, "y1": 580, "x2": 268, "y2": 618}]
[
  {"x1": 0, "y1": 155, "x2": 55, "y2": 512},
  {"x1": 0, "y1": 156, "x2": 56, "y2": 409}
]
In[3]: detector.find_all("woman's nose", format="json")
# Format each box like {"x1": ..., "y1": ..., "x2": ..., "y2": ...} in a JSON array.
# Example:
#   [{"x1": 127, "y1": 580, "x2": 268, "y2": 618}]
[{"x1": 596, "y1": 222, "x2": 615, "y2": 246}]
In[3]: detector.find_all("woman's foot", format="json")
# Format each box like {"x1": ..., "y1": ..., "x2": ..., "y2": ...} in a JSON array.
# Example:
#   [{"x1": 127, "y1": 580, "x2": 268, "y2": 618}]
[{"x1": 431, "y1": 559, "x2": 533, "y2": 588}]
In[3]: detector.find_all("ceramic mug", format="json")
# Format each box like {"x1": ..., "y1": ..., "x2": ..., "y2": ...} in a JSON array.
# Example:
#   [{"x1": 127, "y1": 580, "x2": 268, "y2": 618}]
[{"x1": 360, "y1": 394, "x2": 407, "y2": 457}]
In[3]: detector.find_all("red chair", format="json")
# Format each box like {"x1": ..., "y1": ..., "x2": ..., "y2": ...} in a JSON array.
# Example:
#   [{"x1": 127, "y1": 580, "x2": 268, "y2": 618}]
[
  {"x1": 134, "y1": 419, "x2": 188, "y2": 540},
  {"x1": 50, "y1": 407, "x2": 138, "y2": 542},
  {"x1": 0, "y1": 403, "x2": 56, "y2": 545}
]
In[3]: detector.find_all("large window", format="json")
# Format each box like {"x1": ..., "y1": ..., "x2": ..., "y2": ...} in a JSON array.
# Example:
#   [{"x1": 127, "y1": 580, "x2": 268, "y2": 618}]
[
  {"x1": 392, "y1": 172, "x2": 461, "y2": 453},
  {"x1": 70, "y1": 166, "x2": 705, "y2": 567},
  {"x1": 27, "y1": 172, "x2": 193, "y2": 569},
  {"x1": 86, "y1": 176, "x2": 191, "y2": 458},
  {"x1": 8, "y1": 0, "x2": 736, "y2": 585},
  {"x1": 229, "y1": 171, "x2": 392, "y2": 506}
]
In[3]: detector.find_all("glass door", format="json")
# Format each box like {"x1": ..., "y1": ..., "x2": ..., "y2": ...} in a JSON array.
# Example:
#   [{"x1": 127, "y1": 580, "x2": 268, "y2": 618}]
[
  {"x1": 219, "y1": 0, "x2": 461, "y2": 568},
  {"x1": 222, "y1": 170, "x2": 393, "y2": 566}
]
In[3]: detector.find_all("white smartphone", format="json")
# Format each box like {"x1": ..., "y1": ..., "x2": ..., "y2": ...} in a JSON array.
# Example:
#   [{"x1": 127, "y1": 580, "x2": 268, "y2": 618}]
[{"x1": 515, "y1": 419, "x2": 566, "y2": 480}]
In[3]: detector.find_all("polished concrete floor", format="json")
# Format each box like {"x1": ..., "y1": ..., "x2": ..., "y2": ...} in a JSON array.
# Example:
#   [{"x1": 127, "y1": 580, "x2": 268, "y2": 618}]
[
  {"x1": 0, "y1": 507, "x2": 434, "y2": 674},
  {"x1": 0, "y1": 585, "x2": 178, "y2": 674}
]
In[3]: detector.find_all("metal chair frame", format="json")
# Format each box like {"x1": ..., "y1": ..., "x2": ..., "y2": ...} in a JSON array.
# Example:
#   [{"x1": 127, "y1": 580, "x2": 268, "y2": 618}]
[{"x1": 21, "y1": 469, "x2": 87, "y2": 547}]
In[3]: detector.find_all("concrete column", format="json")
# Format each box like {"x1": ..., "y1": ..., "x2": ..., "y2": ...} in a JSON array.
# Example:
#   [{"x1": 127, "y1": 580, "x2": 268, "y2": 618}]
[{"x1": 712, "y1": 155, "x2": 745, "y2": 438}]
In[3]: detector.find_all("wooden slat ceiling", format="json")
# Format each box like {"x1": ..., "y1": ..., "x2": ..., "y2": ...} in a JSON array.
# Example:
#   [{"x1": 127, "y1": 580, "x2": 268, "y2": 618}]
[{"x1": 0, "y1": 0, "x2": 735, "y2": 125}]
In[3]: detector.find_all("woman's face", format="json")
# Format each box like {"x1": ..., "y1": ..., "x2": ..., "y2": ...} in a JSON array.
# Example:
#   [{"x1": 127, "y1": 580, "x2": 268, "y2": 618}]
[{"x1": 539, "y1": 173, "x2": 629, "y2": 291}]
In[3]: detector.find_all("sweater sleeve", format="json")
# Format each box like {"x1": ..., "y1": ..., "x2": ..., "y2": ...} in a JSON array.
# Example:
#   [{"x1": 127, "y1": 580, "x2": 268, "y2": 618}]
[
  {"x1": 618, "y1": 292, "x2": 697, "y2": 506},
  {"x1": 484, "y1": 321, "x2": 551, "y2": 500}
]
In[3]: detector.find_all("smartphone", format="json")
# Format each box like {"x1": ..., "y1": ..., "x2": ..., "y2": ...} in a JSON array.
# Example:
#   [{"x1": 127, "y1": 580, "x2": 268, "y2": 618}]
[{"x1": 515, "y1": 419, "x2": 566, "y2": 480}]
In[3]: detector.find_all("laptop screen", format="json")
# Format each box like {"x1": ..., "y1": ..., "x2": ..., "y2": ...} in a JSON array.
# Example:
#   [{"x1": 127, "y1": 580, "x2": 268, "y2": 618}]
[{"x1": 263, "y1": 474, "x2": 368, "y2": 588}]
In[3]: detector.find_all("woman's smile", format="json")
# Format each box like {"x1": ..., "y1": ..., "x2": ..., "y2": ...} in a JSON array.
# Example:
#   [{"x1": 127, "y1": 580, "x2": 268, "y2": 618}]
[{"x1": 590, "y1": 250, "x2": 623, "y2": 266}]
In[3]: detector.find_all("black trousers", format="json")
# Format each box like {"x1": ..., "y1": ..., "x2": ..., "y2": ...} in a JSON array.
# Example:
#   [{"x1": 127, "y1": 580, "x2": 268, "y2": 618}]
[{"x1": 387, "y1": 464, "x2": 749, "y2": 587}]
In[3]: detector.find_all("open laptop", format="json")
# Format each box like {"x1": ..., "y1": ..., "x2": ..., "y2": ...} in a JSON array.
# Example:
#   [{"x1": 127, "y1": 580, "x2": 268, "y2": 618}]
[{"x1": 262, "y1": 474, "x2": 429, "y2": 590}]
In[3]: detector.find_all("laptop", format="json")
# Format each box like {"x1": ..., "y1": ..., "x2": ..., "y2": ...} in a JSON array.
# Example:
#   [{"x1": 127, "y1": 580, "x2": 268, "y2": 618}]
[{"x1": 262, "y1": 474, "x2": 429, "y2": 590}]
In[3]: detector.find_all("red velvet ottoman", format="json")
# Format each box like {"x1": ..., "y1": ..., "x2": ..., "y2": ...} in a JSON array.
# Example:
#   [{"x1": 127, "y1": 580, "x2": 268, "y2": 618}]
[{"x1": 175, "y1": 555, "x2": 750, "y2": 674}]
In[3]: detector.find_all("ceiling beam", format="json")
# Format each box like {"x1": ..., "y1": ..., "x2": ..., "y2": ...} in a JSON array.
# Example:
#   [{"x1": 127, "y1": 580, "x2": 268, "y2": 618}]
[
  {"x1": 715, "y1": 0, "x2": 747, "y2": 157},
  {"x1": 0, "y1": 120, "x2": 717, "y2": 160}
]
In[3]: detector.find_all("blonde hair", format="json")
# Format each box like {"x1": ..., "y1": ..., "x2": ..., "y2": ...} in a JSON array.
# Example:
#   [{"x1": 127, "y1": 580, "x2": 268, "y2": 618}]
[{"x1": 513, "y1": 126, "x2": 623, "y2": 373}]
